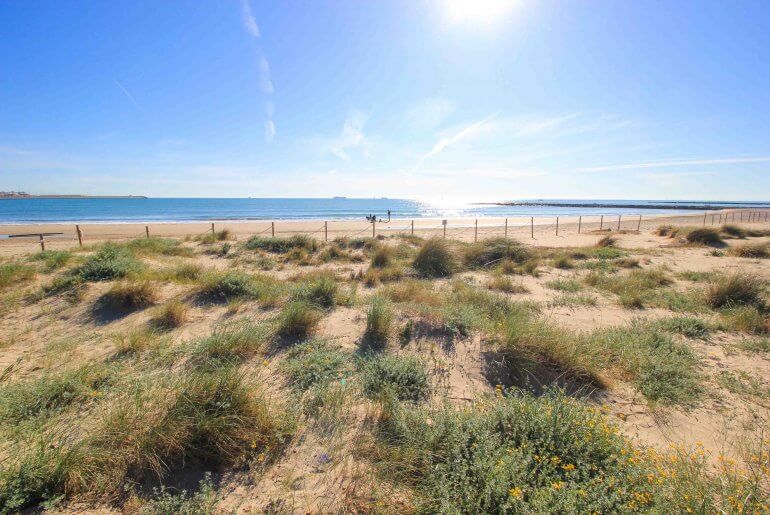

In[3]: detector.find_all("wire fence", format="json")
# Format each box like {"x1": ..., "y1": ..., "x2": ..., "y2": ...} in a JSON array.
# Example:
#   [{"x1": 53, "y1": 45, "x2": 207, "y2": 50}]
[{"x1": 2, "y1": 208, "x2": 769, "y2": 253}]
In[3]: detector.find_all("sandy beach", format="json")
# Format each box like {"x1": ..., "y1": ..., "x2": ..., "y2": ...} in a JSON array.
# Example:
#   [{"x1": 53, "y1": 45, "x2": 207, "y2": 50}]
[{"x1": 2, "y1": 209, "x2": 768, "y2": 256}]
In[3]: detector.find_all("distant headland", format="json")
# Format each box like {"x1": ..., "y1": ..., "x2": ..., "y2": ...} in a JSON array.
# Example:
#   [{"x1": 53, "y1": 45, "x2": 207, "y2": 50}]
[{"x1": 0, "y1": 191, "x2": 147, "y2": 199}]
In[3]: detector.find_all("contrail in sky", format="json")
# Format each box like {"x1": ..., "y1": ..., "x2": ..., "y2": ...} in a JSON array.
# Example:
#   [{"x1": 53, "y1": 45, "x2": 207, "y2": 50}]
[{"x1": 113, "y1": 80, "x2": 143, "y2": 111}]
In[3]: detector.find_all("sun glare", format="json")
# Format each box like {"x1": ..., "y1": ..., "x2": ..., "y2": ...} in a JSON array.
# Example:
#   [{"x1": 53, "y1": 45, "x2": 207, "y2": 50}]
[{"x1": 443, "y1": 0, "x2": 518, "y2": 26}]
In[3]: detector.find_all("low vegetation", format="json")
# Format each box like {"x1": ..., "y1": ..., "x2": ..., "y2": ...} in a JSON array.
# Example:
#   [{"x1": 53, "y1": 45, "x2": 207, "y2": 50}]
[
  {"x1": 361, "y1": 353, "x2": 429, "y2": 402},
  {"x1": 243, "y1": 234, "x2": 318, "y2": 254},
  {"x1": 413, "y1": 238, "x2": 456, "y2": 277},
  {"x1": 100, "y1": 280, "x2": 158, "y2": 310}
]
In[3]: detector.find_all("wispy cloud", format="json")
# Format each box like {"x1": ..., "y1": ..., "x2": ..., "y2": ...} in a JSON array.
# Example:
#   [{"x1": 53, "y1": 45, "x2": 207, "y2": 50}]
[
  {"x1": 573, "y1": 156, "x2": 770, "y2": 174},
  {"x1": 264, "y1": 120, "x2": 275, "y2": 144},
  {"x1": 329, "y1": 110, "x2": 369, "y2": 161},
  {"x1": 239, "y1": 0, "x2": 260, "y2": 37},
  {"x1": 417, "y1": 113, "x2": 497, "y2": 168},
  {"x1": 113, "y1": 80, "x2": 142, "y2": 111},
  {"x1": 258, "y1": 56, "x2": 273, "y2": 94}
]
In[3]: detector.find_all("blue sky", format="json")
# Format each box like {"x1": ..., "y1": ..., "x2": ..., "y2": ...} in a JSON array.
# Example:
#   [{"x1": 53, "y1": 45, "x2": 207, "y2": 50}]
[{"x1": 1, "y1": 0, "x2": 769, "y2": 201}]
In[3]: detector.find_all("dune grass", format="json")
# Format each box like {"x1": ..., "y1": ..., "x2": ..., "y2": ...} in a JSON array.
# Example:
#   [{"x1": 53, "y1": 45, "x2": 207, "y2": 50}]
[
  {"x1": 704, "y1": 273, "x2": 764, "y2": 309},
  {"x1": 291, "y1": 274, "x2": 338, "y2": 308},
  {"x1": 243, "y1": 234, "x2": 318, "y2": 254},
  {"x1": 0, "y1": 367, "x2": 294, "y2": 510},
  {"x1": 721, "y1": 305, "x2": 768, "y2": 334},
  {"x1": 487, "y1": 275, "x2": 530, "y2": 294},
  {"x1": 595, "y1": 235, "x2": 617, "y2": 248},
  {"x1": 363, "y1": 296, "x2": 393, "y2": 349},
  {"x1": 29, "y1": 250, "x2": 73, "y2": 271},
  {"x1": 0, "y1": 262, "x2": 36, "y2": 289},
  {"x1": 192, "y1": 321, "x2": 273, "y2": 367},
  {"x1": 545, "y1": 278, "x2": 583, "y2": 292},
  {"x1": 277, "y1": 300, "x2": 323, "y2": 339},
  {"x1": 150, "y1": 299, "x2": 189, "y2": 330},
  {"x1": 548, "y1": 293, "x2": 598, "y2": 308},
  {"x1": 100, "y1": 280, "x2": 159, "y2": 310},
  {"x1": 0, "y1": 365, "x2": 113, "y2": 425},
  {"x1": 370, "y1": 246, "x2": 394, "y2": 269},
  {"x1": 720, "y1": 224, "x2": 748, "y2": 238},
  {"x1": 585, "y1": 268, "x2": 672, "y2": 309},
  {"x1": 685, "y1": 227, "x2": 724, "y2": 246},
  {"x1": 413, "y1": 238, "x2": 456, "y2": 278},
  {"x1": 728, "y1": 242, "x2": 768, "y2": 258},
  {"x1": 197, "y1": 271, "x2": 282, "y2": 305},
  {"x1": 463, "y1": 238, "x2": 531, "y2": 269},
  {"x1": 125, "y1": 237, "x2": 194, "y2": 257}
]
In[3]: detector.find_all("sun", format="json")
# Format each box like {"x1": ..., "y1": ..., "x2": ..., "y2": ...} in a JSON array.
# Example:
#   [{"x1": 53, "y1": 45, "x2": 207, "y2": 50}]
[{"x1": 443, "y1": 0, "x2": 519, "y2": 26}]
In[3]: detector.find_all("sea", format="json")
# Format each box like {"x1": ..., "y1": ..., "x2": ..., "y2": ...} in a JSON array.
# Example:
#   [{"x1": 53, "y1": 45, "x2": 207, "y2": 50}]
[{"x1": 0, "y1": 198, "x2": 767, "y2": 224}]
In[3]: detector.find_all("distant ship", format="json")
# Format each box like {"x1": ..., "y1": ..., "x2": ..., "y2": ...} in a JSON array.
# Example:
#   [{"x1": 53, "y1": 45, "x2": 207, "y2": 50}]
[{"x1": 332, "y1": 196, "x2": 347, "y2": 199}]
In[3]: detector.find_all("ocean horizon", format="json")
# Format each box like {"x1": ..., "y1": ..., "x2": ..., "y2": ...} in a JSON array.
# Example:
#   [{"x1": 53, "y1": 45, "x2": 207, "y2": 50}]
[{"x1": 0, "y1": 197, "x2": 768, "y2": 224}]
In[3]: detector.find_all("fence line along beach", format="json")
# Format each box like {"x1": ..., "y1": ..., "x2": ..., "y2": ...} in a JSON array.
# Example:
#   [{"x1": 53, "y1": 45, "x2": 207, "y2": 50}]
[{"x1": 2, "y1": 205, "x2": 768, "y2": 256}]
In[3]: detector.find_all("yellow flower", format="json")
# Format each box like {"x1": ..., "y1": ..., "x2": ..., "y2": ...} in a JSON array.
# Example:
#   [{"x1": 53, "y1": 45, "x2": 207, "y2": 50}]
[
  {"x1": 562, "y1": 463, "x2": 575, "y2": 471},
  {"x1": 509, "y1": 487, "x2": 523, "y2": 499},
  {"x1": 551, "y1": 481, "x2": 564, "y2": 490}
]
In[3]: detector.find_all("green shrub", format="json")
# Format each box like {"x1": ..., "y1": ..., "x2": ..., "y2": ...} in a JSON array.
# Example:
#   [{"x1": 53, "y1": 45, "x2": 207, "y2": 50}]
[
  {"x1": 361, "y1": 354, "x2": 429, "y2": 402},
  {"x1": 656, "y1": 316, "x2": 711, "y2": 339},
  {"x1": 243, "y1": 235, "x2": 317, "y2": 253},
  {"x1": 413, "y1": 238, "x2": 456, "y2": 278},
  {"x1": 143, "y1": 473, "x2": 218, "y2": 514},
  {"x1": 705, "y1": 273, "x2": 764, "y2": 309},
  {"x1": 369, "y1": 389, "x2": 734, "y2": 513},
  {"x1": 281, "y1": 340, "x2": 352, "y2": 392},
  {"x1": 74, "y1": 244, "x2": 144, "y2": 281},
  {"x1": 277, "y1": 301, "x2": 322, "y2": 339},
  {"x1": 161, "y1": 262, "x2": 204, "y2": 282},
  {"x1": 464, "y1": 238, "x2": 531, "y2": 269}
]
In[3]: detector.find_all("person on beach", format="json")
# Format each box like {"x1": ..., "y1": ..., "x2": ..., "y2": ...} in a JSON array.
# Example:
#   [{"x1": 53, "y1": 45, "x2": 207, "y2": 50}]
[{"x1": 387, "y1": 209, "x2": 391, "y2": 222}]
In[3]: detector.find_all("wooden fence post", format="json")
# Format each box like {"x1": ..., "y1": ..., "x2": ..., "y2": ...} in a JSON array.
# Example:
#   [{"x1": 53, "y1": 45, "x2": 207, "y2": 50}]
[
  {"x1": 75, "y1": 225, "x2": 83, "y2": 247},
  {"x1": 324, "y1": 221, "x2": 328, "y2": 242},
  {"x1": 637, "y1": 215, "x2": 642, "y2": 232},
  {"x1": 145, "y1": 226, "x2": 150, "y2": 239},
  {"x1": 211, "y1": 223, "x2": 215, "y2": 235},
  {"x1": 372, "y1": 220, "x2": 376, "y2": 238},
  {"x1": 617, "y1": 214, "x2": 621, "y2": 231},
  {"x1": 531, "y1": 217, "x2": 534, "y2": 238},
  {"x1": 600, "y1": 215, "x2": 604, "y2": 231},
  {"x1": 740, "y1": 211, "x2": 743, "y2": 222},
  {"x1": 271, "y1": 222, "x2": 275, "y2": 237},
  {"x1": 556, "y1": 217, "x2": 559, "y2": 236},
  {"x1": 39, "y1": 234, "x2": 45, "y2": 252},
  {"x1": 504, "y1": 218, "x2": 508, "y2": 239},
  {"x1": 411, "y1": 219, "x2": 414, "y2": 236},
  {"x1": 443, "y1": 221, "x2": 447, "y2": 240},
  {"x1": 474, "y1": 219, "x2": 478, "y2": 242},
  {"x1": 703, "y1": 212, "x2": 707, "y2": 225},
  {"x1": 578, "y1": 216, "x2": 582, "y2": 234}
]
